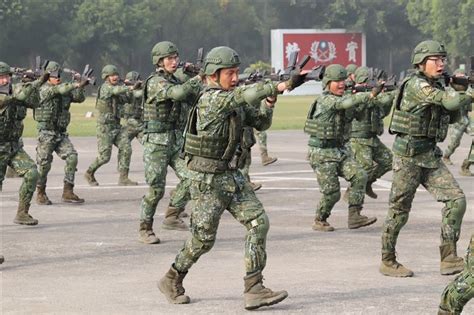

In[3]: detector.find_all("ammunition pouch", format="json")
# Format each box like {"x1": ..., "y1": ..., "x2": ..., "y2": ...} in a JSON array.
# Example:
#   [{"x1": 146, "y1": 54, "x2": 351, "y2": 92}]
[
  {"x1": 392, "y1": 136, "x2": 436, "y2": 157},
  {"x1": 390, "y1": 108, "x2": 449, "y2": 142}
]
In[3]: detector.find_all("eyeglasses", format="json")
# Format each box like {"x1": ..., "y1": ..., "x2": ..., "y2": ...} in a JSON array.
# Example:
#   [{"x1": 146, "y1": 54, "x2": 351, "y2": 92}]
[{"x1": 426, "y1": 57, "x2": 447, "y2": 64}]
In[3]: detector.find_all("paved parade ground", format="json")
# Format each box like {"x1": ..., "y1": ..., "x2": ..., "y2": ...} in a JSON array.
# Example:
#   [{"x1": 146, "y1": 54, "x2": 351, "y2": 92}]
[{"x1": 1, "y1": 131, "x2": 473, "y2": 314}]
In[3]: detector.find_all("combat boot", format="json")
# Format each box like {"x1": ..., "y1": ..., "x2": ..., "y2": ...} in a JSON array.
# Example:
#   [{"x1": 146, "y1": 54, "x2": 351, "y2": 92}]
[
  {"x1": 162, "y1": 206, "x2": 188, "y2": 231},
  {"x1": 14, "y1": 201, "x2": 38, "y2": 225},
  {"x1": 365, "y1": 181, "x2": 378, "y2": 199},
  {"x1": 243, "y1": 271, "x2": 288, "y2": 310},
  {"x1": 158, "y1": 265, "x2": 190, "y2": 304},
  {"x1": 459, "y1": 160, "x2": 473, "y2": 176},
  {"x1": 118, "y1": 170, "x2": 138, "y2": 186},
  {"x1": 439, "y1": 243, "x2": 464, "y2": 275},
  {"x1": 5, "y1": 167, "x2": 19, "y2": 178},
  {"x1": 250, "y1": 182, "x2": 262, "y2": 191},
  {"x1": 348, "y1": 206, "x2": 376, "y2": 229},
  {"x1": 437, "y1": 307, "x2": 451, "y2": 315},
  {"x1": 84, "y1": 169, "x2": 99, "y2": 186},
  {"x1": 0, "y1": 255, "x2": 4, "y2": 264},
  {"x1": 139, "y1": 220, "x2": 160, "y2": 244},
  {"x1": 62, "y1": 182, "x2": 85, "y2": 203},
  {"x1": 312, "y1": 219, "x2": 335, "y2": 232},
  {"x1": 179, "y1": 211, "x2": 189, "y2": 218},
  {"x1": 379, "y1": 252, "x2": 413, "y2": 277},
  {"x1": 342, "y1": 187, "x2": 350, "y2": 202},
  {"x1": 442, "y1": 155, "x2": 453, "y2": 165},
  {"x1": 261, "y1": 150, "x2": 277, "y2": 166},
  {"x1": 36, "y1": 185, "x2": 52, "y2": 205}
]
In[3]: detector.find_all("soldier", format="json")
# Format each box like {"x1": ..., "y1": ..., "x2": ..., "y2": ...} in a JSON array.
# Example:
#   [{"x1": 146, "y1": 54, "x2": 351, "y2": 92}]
[
  {"x1": 0, "y1": 61, "x2": 46, "y2": 226},
  {"x1": 442, "y1": 69, "x2": 472, "y2": 165},
  {"x1": 122, "y1": 71, "x2": 144, "y2": 144},
  {"x1": 35, "y1": 61, "x2": 89, "y2": 205},
  {"x1": 138, "y1": 41, "x2": 202, "y2": 244},
  {"x1": 346, "y1": 66, "x2": 394, "y2": 199},
  {"x1": 380, "y1": 40, "x2": 470, "y2": 277},
  {"x1": 305, "y1": 64, "x2": 379, "y2": 232},
  {"x1": 345, "y1": 63, "x2": 358, "y2": 90},
  {"x1": 84, "y1": 65, "x2": 138, "y2": 186},
  {"x1": 255, "y1": 130, "x2": 277, "y2": 166},
  {"x1": 438, "y1": 234, "x2": 473, "y2": 314},
  {"x1": 158, "y1": 46, "x2": 306, "y2": 310}
]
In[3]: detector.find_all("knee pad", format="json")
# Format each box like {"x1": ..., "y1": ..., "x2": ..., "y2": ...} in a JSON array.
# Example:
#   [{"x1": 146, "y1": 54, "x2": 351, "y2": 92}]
[
  {"x1": 66, "y1": 153, "x2": 78, "y2": 168},
  {"x1": 246, "y1": 213, "x2": 270, "y2": 239},
  {"x1": 24, "y1": 167, "x2": 39, "y2": 184},
  {"x1": 245, "y1": 213, "x2": 269, "y2": 272},
  {"x1": 382, "y1": 209, "x2": 409, "y2": 235},
  {"x1": 442, "y1": 197, "x2": 466, "y2": 242}
]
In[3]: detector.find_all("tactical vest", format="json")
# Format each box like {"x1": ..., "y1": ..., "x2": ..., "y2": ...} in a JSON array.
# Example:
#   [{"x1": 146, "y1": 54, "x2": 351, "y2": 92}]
[
  {"x1": 184, "y1": 91, "x2": 246, "y2": 173},
  {"x1": 34, "y1": 96, "x2": 60, "y2": 130},
  {"x1": 350, "y1": 106, "x2": 384, "y2": 138},
  {"x1": 0, "y1": 95, "x2": 26, "y2": 143},
  {"x1": 304, "y1": 99, "x2": 345, "y2": 148},
  {"x1": 95, "y1": 84, "x2": 121, "y2": 125},
  {"x1": 389, "y1": 74, "x2": 450, "y2": 156},
  {"x1": 142, "y1": 73, "x2": 180, "y2": 133}
]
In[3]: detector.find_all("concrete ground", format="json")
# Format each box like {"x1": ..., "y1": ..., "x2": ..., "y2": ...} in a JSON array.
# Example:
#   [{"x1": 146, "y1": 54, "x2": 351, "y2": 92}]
[{"x1": 1, "y1": 131, "x2": 472, "y2": 315}]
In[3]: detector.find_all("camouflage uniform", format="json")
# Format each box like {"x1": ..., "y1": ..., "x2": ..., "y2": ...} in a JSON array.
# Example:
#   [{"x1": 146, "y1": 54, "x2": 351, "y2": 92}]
[
  {"x1": 380, "y1": 40, "x2": 469, "y2": 278},
  {"x1": 0, "y1": 61, "x2": 41, "y2": 225},
  {"x1": 85, "y1": 65, "x2": 135, "y2": 186},
  {"x1": 438, "y1": 234, "x2": 474, "y2": 315},
  {"x1": 139, "y1": 41, "x2": 202, "y2": 243},
  {"x1": 35, "y1": 61, "x2": 86, "y2": 204},
  {"x1": 122, "y1": 71, "x2": 144, "y2": 144},
  {"x1": 346, "y1": 66, "x2": 394, "y2": 199},
  {"x1": 305, "y1": 64, "x2": 377, "y2": 232},
  {"x1": 159, "y1": 46, "x2": 297, "y2": 310},
  {"x1": 460, "y1": 139, "x2": 474, "y2": 176}
]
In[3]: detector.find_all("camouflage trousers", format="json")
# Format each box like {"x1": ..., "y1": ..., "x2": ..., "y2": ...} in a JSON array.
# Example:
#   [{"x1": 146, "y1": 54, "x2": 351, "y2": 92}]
[
  {"x1": 88, "y1": 123, "x2": 131, "y2": 173},
  {"x1": 439, "y1": 235, "x2": 473, "y2": 314},
  {"x1": 382, "y1": 155, "x2": 466, "y2": 254},
  {"x1": 174, "y1": 171, "x2": 268, "y2": 274},
  {"x1": 347, "y1": 136, "x2": 392, "y2": 183},
  {"x1": 139, "y1": 132, "x2": 190, "y2": 222},
  {"x1": 444, "y1": 118, "x2": 470, "y2": 158},
  {"x1": 124, "y1": 118, "x2": 144, "y2": 144},
  {"x1": 0, "y1": 141, "x2": 38, "y2": 205},
  {"x1": 36, "y1": 130, "x2": 78, "y2": 186},
  {"x1": 240, "y1": 148, "x2": 252, "y2": 181},
  {"x1": 309, "y1": 147, "x2": 367, "y2": 220},
  {"x1": 254, "y1": 129, "x2": 267, "y2": 154}
]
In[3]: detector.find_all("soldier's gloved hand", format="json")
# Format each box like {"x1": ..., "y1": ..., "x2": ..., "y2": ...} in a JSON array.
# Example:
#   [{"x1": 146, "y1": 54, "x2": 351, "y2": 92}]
[
  {"x1": 450, "y1": 77, "x2": 469, "y2": 92},
  {"x1": 78, "y1": 79, "x2": 90, "y2": 88},
  {"x1": 39, "y1": 72, "x2": 50, "y2": 84},
  {"x1": 285, "y1": 71, "x2": 307, "y2": 90},
  {"x1": 132, "y1": 81, "x2": 142, "y2": 90},
  {"x1": 371, "y1": 82, "x2": 385, "y2": 98}
]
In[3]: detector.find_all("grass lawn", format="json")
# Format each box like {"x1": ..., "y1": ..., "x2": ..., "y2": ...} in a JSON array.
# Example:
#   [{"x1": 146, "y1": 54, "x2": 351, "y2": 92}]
[{"x1": 22, "y1": 95, "x2": 317, "y2": 137}]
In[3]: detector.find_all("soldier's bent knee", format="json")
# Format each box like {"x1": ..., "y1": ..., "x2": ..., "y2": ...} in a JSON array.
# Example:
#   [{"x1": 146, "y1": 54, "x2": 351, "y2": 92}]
[
  {"x1": 246, "y1": 213, "x2": 270, "y2": 238},
  {"x1": 24, "y1": 167, "x2": 39, "y2": 184},
  {"x1": 442, "y1": 197, "x2": 466, "y2": 241},
  {"x1": 66, "y1": 153, "x2": 78, "y2": 166}
]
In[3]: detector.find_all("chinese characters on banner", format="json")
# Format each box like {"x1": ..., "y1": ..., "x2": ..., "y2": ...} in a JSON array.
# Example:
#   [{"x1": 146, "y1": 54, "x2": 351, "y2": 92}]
[{"x1": 282, "y1": 32, "x2": 364, "y2": 70}]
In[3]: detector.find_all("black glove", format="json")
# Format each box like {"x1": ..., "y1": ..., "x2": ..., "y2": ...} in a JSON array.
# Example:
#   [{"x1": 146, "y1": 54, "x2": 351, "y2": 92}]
[
  {"x1": 39, "y1": 72, "x2": 50, "y2": 84},
  {"x1": 371, "y1": 82, "x2": 385, "y2": 97},
  {"x1": 132, "y1": 81, "x2": 142, "y2": 90},
  {"x1": 78, "y1": 79, "x2": 90, "y2": 88},
  {"x1": 286, "y1": 72, "x2": 307, "y2": 90}
]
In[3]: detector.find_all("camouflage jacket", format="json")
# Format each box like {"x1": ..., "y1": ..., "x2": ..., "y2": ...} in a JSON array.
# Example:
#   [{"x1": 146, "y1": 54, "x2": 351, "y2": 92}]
[
  {"x1": 0, "y1": 82, "x2": 39, "y2": 144},
  {"x1": 122, "y1": 89, "x2": 143, "y2": 121},
  {"x1": 36, "y1": 82, "x2": 84, "y2": 132},
  {"x1": 96, "y1": 81, "x2": 129, "y2": 128}
]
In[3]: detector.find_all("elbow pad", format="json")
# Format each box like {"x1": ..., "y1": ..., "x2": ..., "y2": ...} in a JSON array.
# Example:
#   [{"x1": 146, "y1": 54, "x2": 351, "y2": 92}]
[{"x1": 239, "y1": 81, "x2": 278, "y2": 107}]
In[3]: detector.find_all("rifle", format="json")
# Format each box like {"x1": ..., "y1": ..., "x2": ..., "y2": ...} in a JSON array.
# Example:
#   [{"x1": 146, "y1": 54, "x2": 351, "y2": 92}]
[
  {"x1": 64, "y1": 64, "x2": 97, "y2": 85},
  {"x1": 442, "y1": 58, "x2": 474, "y2": 87},
  {"x1": 178, "y1": 47, "x2": 204, "y2": 76},
  {"x1": 10, "y1": 55, "x2": 49, "y2": 82},
  {"x1": 353, "y1": 67, "x2": 397, "y2": 93}
]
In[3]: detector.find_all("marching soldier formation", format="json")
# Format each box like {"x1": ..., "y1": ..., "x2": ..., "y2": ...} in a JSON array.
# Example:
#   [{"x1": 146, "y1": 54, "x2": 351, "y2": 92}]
[{"x1": 1, "y1": 39, "x2": 473, "y2": 313}]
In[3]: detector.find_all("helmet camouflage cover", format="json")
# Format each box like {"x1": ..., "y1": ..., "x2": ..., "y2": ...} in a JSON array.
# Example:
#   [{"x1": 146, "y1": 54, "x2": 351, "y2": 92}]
[
  {"x1": 411, "y1": 40, "x2": 447, "y2": 65},
  {"x1": 346, "y1": 63, "x2": 358, "y2": 75},
  {"x1": 101, "y1": 64, "x2": 119, "y2": 80},
  {"x1": 322, "y1": 64, "x2": 347, "y2": 88},
  {"x1": 203, "y1": 46, "x2": 241, "y2": 76},
  {"x1": 126, "y1": 71, "x2": 140, "y2": 81},
  {"x1": 0, "y1": 61, "x2": 11, "y2": 76},
  {"x1": 45, "y1": 61, "x2": 61, "y2": 78},
  {"x1": 151, "y1": 41, "x2": 178, "y2": 65},
  {"x1": 354, "y1": 66, "x2": 370, "y2": 84}
]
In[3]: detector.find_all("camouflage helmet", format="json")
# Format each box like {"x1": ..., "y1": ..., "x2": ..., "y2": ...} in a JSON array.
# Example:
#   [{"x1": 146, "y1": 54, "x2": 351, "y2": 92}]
[
  {"x1": 411, "y1": 40, "x2": 447, "y2": 65},
  {"x1": 322, "y1": 64, "x2": 347, "y2": 88},
  {"x1": 346, "y1": 64, "x2": 358, "y2": 75},
  {"x1": 151, "y1": 41, "x2": 178, "y2": 65},
  {"x1": 453, "y1": 68, "x2": 467, "y2": 76},
  {"x1": 243, "y1": 67, "x2": 253, "y2": 75},
  {"x1": 45, "y1": 61, "x2": 61, "y2": 78},
  {"x1": 0, "y1": 61, "x2": 11, "y2": 75},
  {"x1": 125, "y1": 71, "x2": 140, "y2": 81},
  {"x1": 203, "y1": 46, "x2": 241, "y2": 76},
  {"x1": 354, "y1": 66, "x2": 370, "y2": 84},
  {"x1": 101, "y1": 64, "x2": 119, "y2": 80}
]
